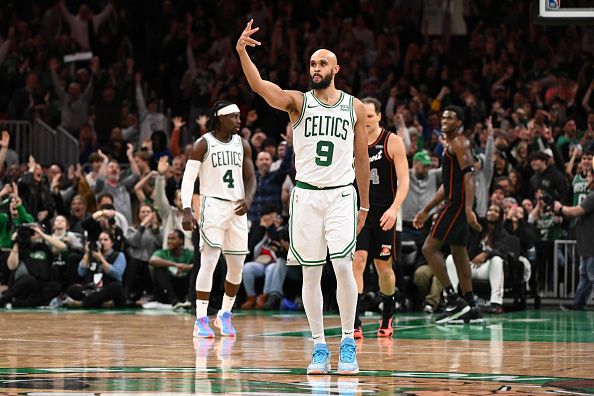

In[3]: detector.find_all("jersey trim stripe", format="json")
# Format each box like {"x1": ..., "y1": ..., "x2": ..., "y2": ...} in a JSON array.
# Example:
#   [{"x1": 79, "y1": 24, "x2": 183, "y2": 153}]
[
  {"x1": 288, "y1": 189, "x2": 326, "y2": 266},
  {"x1": 202, "y1": 136, "x2": 210, "y2": 162},
  {"x1": 383, "y1": 131, "x2": 393, "y2": 163},
  {"x1": 430, "y1": 203, "x2": 449, "y2": 239},
  {"x1": 310, "y1": 90, "x2": 344, "y2": 108},
  {"x1": 349, "y1": 95, "x2": 355, "y2": 127},
  {"x1": 390, "y1": 160, "x2": 396, "y2": 199},
  {"x1": 210, "y1": 133, "x2": 238, "y2": 145},
  {"x1": 446, "y1": 149, "x2": 454, "y2": 201},
  {"x1": 442, "y1": 202, "x2": 464, "y2": 241},
  {"x1": 199, "y1": 196, "x2": 223, "y2": 249},
  {"x1": 368, "y1": 130, "x2": 383, "y2": 148},
  {"x1": 292, "y1": 93, "x2": 307, "y2": 129}
]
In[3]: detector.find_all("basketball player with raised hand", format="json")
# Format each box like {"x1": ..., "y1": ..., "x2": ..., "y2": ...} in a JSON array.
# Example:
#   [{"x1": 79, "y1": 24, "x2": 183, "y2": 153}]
[
  {"x1": 181, "y1": 100, "x2": 257, "y2": 338},
  {"x1": 353, "y1": 98, "x2": 409, "y2": 339},
  {"x1": 413, "y1": 106, "x2": 482, "y2": 324},
  {"x1": 237, "y1": 20, "x2": 370, "y2": 374}
]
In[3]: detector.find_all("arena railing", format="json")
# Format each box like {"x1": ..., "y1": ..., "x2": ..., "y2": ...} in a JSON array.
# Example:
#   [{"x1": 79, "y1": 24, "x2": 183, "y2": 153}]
[
  {"x1": 553, "y1": 240, "x2": 578, "y2": 299},
  {"x1": 55, "y1": 126, "x2": 79, "y2": 167},
  {"x1": 0, "y1": 120, "x2": 32, "y2": 162},
  {"x1": 31, "y1": 120, "x2": 79, "y2": 167},
  {"x1": 32, "y1": 119, "x2": 57, "y2": 165}
]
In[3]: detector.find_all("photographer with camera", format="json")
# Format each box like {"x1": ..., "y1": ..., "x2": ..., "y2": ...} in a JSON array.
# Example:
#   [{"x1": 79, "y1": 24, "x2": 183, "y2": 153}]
[
  {"x1": 81, "y1": 204, "x2": 125, "y2": 252},
  {"x1": 65, "y1": 231, "x2": 127, "y2": 308},
  {"x1": 529, "y1": 188, "x2": 566, "y2": 299},
  {"x1": 0, "y1": 223, "x2": 61, "y2": 307},
  {"x1": 49, "y1": 215, "x2": 84, "y2": 291}
]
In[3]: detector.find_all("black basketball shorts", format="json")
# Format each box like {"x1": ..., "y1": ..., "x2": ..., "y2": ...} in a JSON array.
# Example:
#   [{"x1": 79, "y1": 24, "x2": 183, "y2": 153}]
[{"x1": 430, "y1": 201, "x2": 469, "y2": 246}]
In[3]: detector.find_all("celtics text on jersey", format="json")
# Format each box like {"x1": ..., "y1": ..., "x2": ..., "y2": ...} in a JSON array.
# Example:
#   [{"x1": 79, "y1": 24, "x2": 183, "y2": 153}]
[
  {"x1": 292, "y1": 90, "x2": 357, "y2": 188},
  {"x1": 198, "y1": 132, "x2": 245, "y2": 201}
]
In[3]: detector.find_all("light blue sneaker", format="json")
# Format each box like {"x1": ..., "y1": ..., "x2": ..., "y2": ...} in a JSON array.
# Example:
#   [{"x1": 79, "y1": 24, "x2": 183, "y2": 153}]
[
  {"x1": 193, "y1": 316, "x2": 215, "y2": 338},
  {"x1": 337, "y1": 338, "x2": 359, "y2": 374},
  {"x1": 307, "y1": 343, "x2": 331, "y2": 374},
  {"x1": 214, "y1": 311, "x2": 236, "y2": 336}
]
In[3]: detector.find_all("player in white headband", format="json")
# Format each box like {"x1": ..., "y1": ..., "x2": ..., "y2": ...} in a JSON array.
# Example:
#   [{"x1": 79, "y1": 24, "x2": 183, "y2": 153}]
[{"x1": 181, "y1": 100, "x2": 256, "y2": 338}]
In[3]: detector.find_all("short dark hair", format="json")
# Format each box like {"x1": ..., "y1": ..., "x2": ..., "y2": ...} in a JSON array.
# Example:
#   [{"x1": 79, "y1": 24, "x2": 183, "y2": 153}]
[
  {"x1": 99, "y1": 203, "x2": 115, "y2": 211},
  {"x1": 100, "y1": 231, "x2": 115, "y2": 242},
  {"x1": 529, "y1": 151, "x2": 549, "y2": 162},
  {"x1": 97, "y1": 192, "x2": 114, "y2": 205},
  {"x1": 361, "y1": 97, "x2": 381, "y2": 114},
  {"x1": 444, "y1": 105, "x2": 464, "y2": 123},
  {"x1": 172, "y1": 229, "x2": 184, "y2": 240}
]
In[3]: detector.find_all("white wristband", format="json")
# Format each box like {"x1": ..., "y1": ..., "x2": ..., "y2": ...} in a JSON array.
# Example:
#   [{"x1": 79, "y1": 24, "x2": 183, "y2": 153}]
[
  {"x1": 359, "y1": 207, "x2": 370, "y2": 212},
  {"x1": 181, "y1": 160, "x2": 201, "y2": 209}
]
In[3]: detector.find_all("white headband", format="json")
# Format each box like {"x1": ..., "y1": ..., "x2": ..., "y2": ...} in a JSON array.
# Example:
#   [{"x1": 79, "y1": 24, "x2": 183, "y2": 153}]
[{"x1": 216, "y1": 104, "x2": 240, "y2": 116}]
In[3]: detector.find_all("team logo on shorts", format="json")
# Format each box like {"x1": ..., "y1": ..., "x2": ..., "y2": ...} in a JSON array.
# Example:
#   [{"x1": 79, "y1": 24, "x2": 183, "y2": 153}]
[{"x1": 379, "y1": 244, "x2": 392, "y2": 256}]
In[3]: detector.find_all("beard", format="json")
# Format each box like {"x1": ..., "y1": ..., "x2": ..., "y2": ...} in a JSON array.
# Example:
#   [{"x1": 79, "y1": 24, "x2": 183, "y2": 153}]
[{"x1": 310, "y1": 73, "x2": 333, "y2": 90}]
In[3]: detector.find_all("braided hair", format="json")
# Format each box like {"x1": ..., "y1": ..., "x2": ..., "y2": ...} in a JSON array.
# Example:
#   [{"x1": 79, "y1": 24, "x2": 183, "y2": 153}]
[{"x1": 208, "y1": 100, "x2": 236, "y2": 132}]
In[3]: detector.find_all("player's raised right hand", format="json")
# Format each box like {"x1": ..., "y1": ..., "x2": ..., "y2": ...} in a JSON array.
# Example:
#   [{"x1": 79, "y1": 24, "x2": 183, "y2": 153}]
[
  {"x1": 236, "y1": 19, "x2": 261, "y2": 53},
  {"x1": 182, "y1": 208, "x2": 196, "y2": 231}
]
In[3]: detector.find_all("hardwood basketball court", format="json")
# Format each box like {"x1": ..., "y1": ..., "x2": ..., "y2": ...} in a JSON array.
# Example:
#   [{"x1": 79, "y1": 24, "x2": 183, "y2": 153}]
[{"x1": 0, "y1": 309, "x2": 593, "y2": 394}]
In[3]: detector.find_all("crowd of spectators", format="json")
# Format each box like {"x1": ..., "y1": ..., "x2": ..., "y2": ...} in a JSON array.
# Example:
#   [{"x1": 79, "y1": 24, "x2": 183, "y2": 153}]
[{"x1": 0, "y1": 0, "x2": 593, "y2": 312}]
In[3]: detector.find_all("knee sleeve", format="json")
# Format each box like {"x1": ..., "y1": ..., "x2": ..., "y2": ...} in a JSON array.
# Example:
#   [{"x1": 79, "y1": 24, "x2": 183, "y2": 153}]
[
  {"x1": 195, "y1": 244, "x2": 221, "y2": 292},
  {"x1": 225, "y1": 254, "x2": 245, "y2": 285}
]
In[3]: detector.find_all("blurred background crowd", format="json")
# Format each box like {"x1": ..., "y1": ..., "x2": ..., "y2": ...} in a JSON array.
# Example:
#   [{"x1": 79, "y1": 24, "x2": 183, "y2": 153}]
[{"x1": 0, "y1": 0, "x2": 592, "y2": 313}]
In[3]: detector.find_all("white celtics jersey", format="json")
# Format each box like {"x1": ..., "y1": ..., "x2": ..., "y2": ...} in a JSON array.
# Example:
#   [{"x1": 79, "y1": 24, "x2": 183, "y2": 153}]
[
  {"x1": 198, "y1": 132, "x2": 245, "y2": 201},
  {"x1": 292, "y1": 90, "x2": 357, "y2": 188}
]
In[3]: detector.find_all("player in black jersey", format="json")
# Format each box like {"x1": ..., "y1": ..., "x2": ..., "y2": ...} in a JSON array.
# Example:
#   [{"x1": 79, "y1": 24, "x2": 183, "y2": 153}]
[
  {"x1": 353, "y1": 98, "x2": 409, "y2": 338},
  {"x1": 413, "y1": 106, "x2": 482, "y2": 324}
]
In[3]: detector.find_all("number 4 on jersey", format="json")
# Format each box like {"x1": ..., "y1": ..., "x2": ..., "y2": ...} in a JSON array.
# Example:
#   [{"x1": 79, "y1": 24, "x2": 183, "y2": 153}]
[{"x1": 223, "y1": 169, "x2": 235, "y2": 188}]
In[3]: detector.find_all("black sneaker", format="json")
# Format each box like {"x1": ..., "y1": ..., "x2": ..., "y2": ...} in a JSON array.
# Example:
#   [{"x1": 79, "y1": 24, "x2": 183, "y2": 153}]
[
  {"x1": 450, "y1": 306, "x2": 484, "y2": 325},
  {"x1": 482, "y1": 303, "x2": 503, "y2": 314},
  {"x1": 262, "y1": 293, "x2": 281, "y2": 310},
  {"x1": 435, "y1": 297, "x2": 470, "y2": 324}
]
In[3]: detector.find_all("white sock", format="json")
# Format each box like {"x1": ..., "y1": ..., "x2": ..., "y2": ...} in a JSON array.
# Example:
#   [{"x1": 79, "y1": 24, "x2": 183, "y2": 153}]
[
  {"x1": 332, "y1": 258, "x2": 357, "y2": 341},
  {"x1": 302, "y1": 265, "x2": 326, "y2": 345},
  {"x1": 220, "y1": 294, "x2": 236, "y2": 314},
  {"x1": 196, "y1": 299, "x2": 209, "y2": 318}
]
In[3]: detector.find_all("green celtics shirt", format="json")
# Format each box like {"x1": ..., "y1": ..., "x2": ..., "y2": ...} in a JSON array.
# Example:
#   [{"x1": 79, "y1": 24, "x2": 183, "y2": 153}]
[
  {"x1": 572, "y1": 173, "x2": 589, "y2": 206},
  {"x1": 152, "y1": 248, "x2": 193, "y2": 277},
  {"x1": 535, "y1": 211, "x2": 566, "y2": 242}
]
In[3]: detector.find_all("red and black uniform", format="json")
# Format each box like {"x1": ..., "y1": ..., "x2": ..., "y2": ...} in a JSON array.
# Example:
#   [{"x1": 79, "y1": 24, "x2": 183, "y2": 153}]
[
  {"x1": 430, "y1": 145, "x2": 469, "y2": 245},
  {"x1": 356, "y1": 129, "x2": 400, "y2": 260}
]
